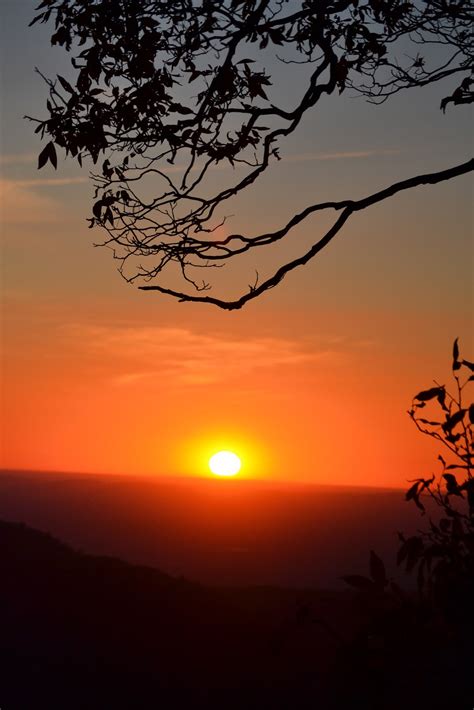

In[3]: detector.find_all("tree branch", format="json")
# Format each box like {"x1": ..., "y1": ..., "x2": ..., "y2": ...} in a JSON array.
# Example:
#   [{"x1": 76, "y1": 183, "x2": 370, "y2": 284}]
[{"x1": 139, "y1": 158, "x2": 474, "y2": 309}]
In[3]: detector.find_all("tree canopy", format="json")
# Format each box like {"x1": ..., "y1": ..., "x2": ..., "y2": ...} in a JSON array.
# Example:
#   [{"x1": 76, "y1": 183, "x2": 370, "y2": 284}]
[{"x1": 30, "y1": 0, "x2": 473, "y2": 308}]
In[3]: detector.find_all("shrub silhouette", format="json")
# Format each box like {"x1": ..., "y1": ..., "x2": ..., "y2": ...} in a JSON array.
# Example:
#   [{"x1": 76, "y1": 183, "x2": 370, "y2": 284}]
[
  {"x1": 337, "y1": 340, "x2": 474, "y2": 710},
  {"x1": 401, "y1": 338, "x2": 473, "y2": 623}
]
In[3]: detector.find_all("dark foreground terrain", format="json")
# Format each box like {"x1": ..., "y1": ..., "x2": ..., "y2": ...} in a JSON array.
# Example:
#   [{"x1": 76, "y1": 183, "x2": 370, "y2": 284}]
[
  {"x1": 0, "y1": 519, "x2": 354, "y2": 709},
  {"x1": 1, "y1": 519, "x2": 473, "y2": 710}
]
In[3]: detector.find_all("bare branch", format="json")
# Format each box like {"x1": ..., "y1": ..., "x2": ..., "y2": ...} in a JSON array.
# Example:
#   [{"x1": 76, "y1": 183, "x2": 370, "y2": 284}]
[{"x1": 139, "y1": 158, "x2": 474, "y2": 309}]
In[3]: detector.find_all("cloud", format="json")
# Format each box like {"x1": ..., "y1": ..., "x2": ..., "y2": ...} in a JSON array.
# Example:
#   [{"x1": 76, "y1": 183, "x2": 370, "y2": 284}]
[
  {"x1": 0, "y1": 153, "x2": 37, "y2": 166},
  {"x1": 0, "y1": 176, "x2": 88, "y2": 226},
  {"x1": 283, "y1": 149, "x2": 400, "y2": 163},
  {"x1": 63, "y1": 324, "x2": 323, "y2": 386},
  {"x1": 7, "y1": 177, "x2": 88, "y2": 187},
  {"x1": 0, "y1": 178, "x2": 60, "y2": 224}
]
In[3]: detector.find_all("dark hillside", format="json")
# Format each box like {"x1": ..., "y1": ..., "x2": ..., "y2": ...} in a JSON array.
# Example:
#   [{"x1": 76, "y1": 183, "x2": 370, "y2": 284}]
[
  {"x1": 1, "y1": 520, "x2": 473, "y2": 709},
  {"x1": 0, "y1": 520, "x2": 356, "y2": 710}
]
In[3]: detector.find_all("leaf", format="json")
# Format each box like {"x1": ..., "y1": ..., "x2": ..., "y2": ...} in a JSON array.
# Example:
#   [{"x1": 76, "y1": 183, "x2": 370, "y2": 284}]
[
  {"x1": 413, "y1": 495, "x2": 426, "y2": 513},
  {"x1": 414, "y1": 386, "x2": 444, "y2": 402},
  {"x1": 29, "y1": 12, "x2": 45, "y2": 27},
  {"x1": 57, "y1": 75, "x2": 74, "y2": 94},
  {"x1": 405, "y1": 481, "x2": 420, "y2": 501},
  {"x1": 173, "y1": 104, "x2": 193, "y2": 115},
  {"x1": 269, "y1": 28, "x2": 285, "y2": 45},
  {"x1": 437, "y1": 389, "x2": 448, "y2": 411},
  {"x1": 453, "y1": 337, "x2": 459, "y2": 362},
  {"x1": 104, "y1": 207, "x2": 114, "y2": 226},
  {"x1": 369, "y1": 550, "x2": 387, "y2": 587},
  {"x1": 462, "y1": 359, "x2": 474, "y2": 372},
  {"x1": 443, "y1": 473, "x2": 461, "y2": 495},
  {"x1": 341, "y1": 575, "x2": 375, "y2": 591},
  {"x1": 442, "y1": 409, "x2": 466, "y2": 432},
  {"x1": 452, "y1": 337, "x2": 461, "y2": 370},
  {"x1": 92, "y1": 200, "x2": 103, "y2": 220},
  {"x1": 37, "y1": 141, "x2": 57, "y2": 170},
  {"x1": 51, "y1": 26, "x2": 70, "y2": 47}
]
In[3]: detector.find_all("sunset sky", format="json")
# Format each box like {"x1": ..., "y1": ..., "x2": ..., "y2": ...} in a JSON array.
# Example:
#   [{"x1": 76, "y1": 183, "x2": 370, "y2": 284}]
[{"x1": 1, "y1": 1, "x2": 472, "y2": 487}]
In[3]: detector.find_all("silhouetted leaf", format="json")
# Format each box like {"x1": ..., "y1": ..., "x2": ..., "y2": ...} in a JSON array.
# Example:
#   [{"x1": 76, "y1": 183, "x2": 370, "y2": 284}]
[
  {"x1": 57, "y1": 75, "x2": 74, "y2": 94},
  {"x1": 437, "y1": 389, "x2": 448, "y2": 411},
  {"x1": 37, "y1": 141, "x2": 57, "y2": 170},
  {"x1": 29, "y1": 12, "x2": 45, "y2": 27},
  {"x1": 443, "y1": 473, "x2": 461, "y2": 496},
  {"x1": 104, "y1": 207, "x2": 114, "y2": 226},
  {"x1": 452, "y1": 337, "x2": 462, "y2": 370},
  {"x1": 463, "y1": 359, "x2": 474, "y2": 371},
  {"x1": 442, "y1": 409, "x2": 466, "y2": 432},
  {"x1": 405, "y1": 481, "x2": 420, "y2": 501},
  {"x1": 413, "y1": 495, "x2": 425, "y2": 513},
  {"x1": 92, "y1": 200, "x2": 103, "y2": 220},
  {"x1": 414, "y1": 386, "x2": 444, "y2": 402},
  {"x1": 453, "y1": 337, "x2": 459, "y2": 363},
  {"x1": 51, "y1": 26, "x2": 70, "y2": 47}
]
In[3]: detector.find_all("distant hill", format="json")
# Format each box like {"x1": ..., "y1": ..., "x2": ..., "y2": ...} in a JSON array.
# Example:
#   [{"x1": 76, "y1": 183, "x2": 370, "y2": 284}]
[
  {"x1": 1, "y1": 518, "x2": 472, "y2": 709},
  {"x1": 0, "y1": 470, "x2": 419, "y2": 588},
  {"x1": 0, "y1": 519, "x2": 355, "y2": 710}
]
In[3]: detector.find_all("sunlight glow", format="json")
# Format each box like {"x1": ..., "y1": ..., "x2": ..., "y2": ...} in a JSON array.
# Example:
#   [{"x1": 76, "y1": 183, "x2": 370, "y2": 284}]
[{"x1": 209, "y1": 450, "x2": 241, "y2": 477}]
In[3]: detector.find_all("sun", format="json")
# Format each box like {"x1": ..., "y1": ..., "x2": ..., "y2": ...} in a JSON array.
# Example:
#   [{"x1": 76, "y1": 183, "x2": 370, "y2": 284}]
[{"x1": 209, "y1": 450, "x2": 241, "y2": 477}]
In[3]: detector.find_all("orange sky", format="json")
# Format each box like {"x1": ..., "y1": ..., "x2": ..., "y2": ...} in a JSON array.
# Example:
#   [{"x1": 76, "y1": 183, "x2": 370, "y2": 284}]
[
  {"x1": 2, "y1": 286, "x2": 471, "y2": 486},
  {"x1": 0, "y1": 2, "x2": 472, "y2": 487}
]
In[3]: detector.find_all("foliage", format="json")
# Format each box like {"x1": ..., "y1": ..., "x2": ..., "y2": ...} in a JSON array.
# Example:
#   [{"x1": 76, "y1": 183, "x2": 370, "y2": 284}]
[
  {"x1": 340, "y1": 339, "x2": 473, "y2": 708},
  {"x1": 28, "y1": 0, "x2": 474, "y2": 307},
  {"x1": 401, "y1": 338, "x2": 473, "y2": 614},
  {"x1": 344, "y1": 339, "x2": 473, "y2": 609}
]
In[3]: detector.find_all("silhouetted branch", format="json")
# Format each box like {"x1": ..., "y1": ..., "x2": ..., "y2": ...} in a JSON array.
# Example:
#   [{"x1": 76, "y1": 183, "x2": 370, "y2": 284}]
[
  {"x1": 139, "y1": 157, "x2": 474, "y2": 309},
  {"x1": 30, "y1": 0, "x2": 473, "y2": 306}
]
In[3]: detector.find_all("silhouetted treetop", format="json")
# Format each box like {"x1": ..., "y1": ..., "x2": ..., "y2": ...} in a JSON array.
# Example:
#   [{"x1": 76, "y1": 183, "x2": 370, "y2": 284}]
[{"x1": 29, "y1": 1, "x2": 473, "y2": 307}]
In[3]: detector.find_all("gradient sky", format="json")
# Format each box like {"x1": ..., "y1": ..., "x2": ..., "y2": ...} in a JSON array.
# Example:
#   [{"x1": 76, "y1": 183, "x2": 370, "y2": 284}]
[{"x1": 1, "y1": 0, "x2": 472, "y2": 486}]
